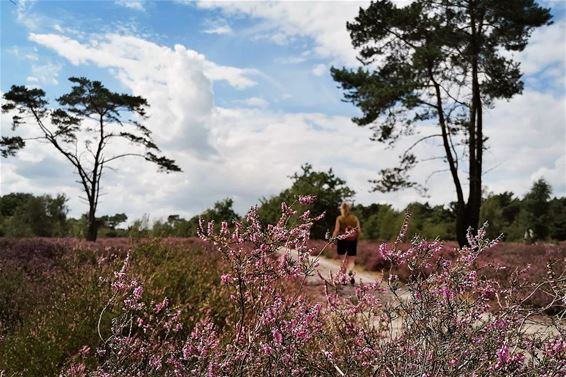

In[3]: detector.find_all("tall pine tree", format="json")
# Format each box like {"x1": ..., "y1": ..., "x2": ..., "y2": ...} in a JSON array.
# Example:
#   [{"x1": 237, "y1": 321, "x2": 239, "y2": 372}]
[
  {"x1": 332, "y1": 0, "x2": 552, "y2": 245},
  {"x1": 2, "y1": 77, "x2": 181, "y2": 241}
]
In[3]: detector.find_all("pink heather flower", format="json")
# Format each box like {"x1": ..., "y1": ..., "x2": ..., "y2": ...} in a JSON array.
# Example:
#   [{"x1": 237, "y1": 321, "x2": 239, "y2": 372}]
[
  {"x1": 395, "y1": 211, "x2": 411, "y2": 244},
  {"x1": 260, "y1": 343, "x2": 273, "y2": 355},
  {"x1": 149, "y1": 355, "x2": 162, "y2": 371},
  {"x1": 511, "y1": 352, "x2": 525, "y2": 365},
  {"x1": 79, "y1": 345, "x2": 90, "y2": 356},
  {"x1": 544, "y1": 339, "x2": 565, "y2": 356},
  {"x1": 133, "y1": 285, "x2": 143, "y2": 300},
  {"x1": 298, "y1": 195, "x2": 316, "y2": 205},
  {"x1": 495, "y1": 344, "x2": 510, "y2": 369},
  {"x1": 480, "y1": 284, "x2": 496, "y2": 298},
  {"x1": 302, "y1": 210, "x2": 311, "y2": 220},
  {"x1": 440, "y1": 285, "x2": 455, "y2": 301},
  {"x1": 154, "y1": 298, "x2": 169, "y2": 314},
  {"x1": 65, "y1": 363, "x2": 86, "y2": 376},
  {"x1": 197, "y1": 216, "x2": 205, "y2": 237},
  {"x1": 378, "y1": 243, "x2": 395, "y2": 261},
  {"x1": 337, "y1": 227, "x2": 357, "y2": 240},
  {"x1": 272, "y1": 329, "x2": 283, "y2": 345},
  {"x1": 220, "y1": 221, "x2": 229, "y2": 236},
  {"x1": 313, "y1": 211, "x2": 325, "y2": 221}
]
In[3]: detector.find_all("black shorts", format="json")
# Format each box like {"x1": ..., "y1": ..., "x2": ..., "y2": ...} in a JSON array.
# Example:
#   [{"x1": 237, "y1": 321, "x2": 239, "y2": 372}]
[{"x1": 337, "y1": 239, "x2": 357, "y2": 256}]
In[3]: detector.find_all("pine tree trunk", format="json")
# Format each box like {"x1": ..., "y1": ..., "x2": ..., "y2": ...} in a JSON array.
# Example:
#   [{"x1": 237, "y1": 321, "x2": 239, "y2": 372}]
[
  {"x1": 455, "y1": 201, "x2": 468, "y2": 247},
  {"x1": 86, "y1": 206, "x2": 98, "y2": 241},
  {"x1": 430, "y1": 70, "x2": 467, "y2": 247},
  {"x1": 466, "y1": 5, "x2": 484, "y2": 243}
]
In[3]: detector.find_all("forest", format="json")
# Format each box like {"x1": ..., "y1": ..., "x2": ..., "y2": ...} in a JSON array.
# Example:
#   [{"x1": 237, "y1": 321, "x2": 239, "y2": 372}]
[{"x1": 1, "y1": 166, "x2": 564, "y2": 243}]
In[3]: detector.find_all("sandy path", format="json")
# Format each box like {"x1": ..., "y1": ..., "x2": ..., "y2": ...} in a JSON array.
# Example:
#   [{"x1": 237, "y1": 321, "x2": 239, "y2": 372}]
[
  {"x1": 283, "y1": 248, "x2": 408, "y2": 301},
  {"x1": 282, "y1": 247, "x2": 383, "y2": 285},
  {"x1": 284, "y1": 248, "x2": 563, "y2": 336}
]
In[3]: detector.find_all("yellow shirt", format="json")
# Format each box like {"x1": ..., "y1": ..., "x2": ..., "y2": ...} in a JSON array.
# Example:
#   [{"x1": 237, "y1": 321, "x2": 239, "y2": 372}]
[{"x1": 337, "y1": 214, "x2": 359, "y2": 236}]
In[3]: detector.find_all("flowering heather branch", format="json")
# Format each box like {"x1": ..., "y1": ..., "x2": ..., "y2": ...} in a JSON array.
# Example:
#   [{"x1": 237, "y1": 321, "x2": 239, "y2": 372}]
[
  {"x1": 298, "y1": 195, "x2": 316, "y2": 205},
  {"x1": 61, "y1": 201, "x2": 564, "y2": 376}
]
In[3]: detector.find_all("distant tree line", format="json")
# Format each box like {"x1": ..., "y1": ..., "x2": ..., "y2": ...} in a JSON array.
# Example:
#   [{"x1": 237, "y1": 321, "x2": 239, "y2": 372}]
[
  {"x1": 1, "y1": 168, "x2": 564, "y2": 242},
  {"x1": 0, "y1": 193, "x2": 128, "y2": 238}
]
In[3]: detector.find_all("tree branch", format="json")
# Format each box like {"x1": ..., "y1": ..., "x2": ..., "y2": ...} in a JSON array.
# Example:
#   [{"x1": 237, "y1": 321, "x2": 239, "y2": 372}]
[
  {"x1": 402, "y1": 134, "x2": 442, "y2": 158},
  {"x1": 425, "y1": 168, "x2": 451, "y2": 185},
  {"x1": 102, "y1": 153, "x2": 147, "y2": 164}
]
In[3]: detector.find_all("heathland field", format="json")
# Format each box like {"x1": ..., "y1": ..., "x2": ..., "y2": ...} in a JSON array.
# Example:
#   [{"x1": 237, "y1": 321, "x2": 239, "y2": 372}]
[{"x1": 1, "y1": 220, "x2": 564, "y2": 376}]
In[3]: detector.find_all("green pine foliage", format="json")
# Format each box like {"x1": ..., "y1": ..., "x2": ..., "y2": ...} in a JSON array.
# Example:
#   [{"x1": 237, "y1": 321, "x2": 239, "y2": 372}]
[{"x1": 331, "y1": 0, "x2": 552, "y2": 246}]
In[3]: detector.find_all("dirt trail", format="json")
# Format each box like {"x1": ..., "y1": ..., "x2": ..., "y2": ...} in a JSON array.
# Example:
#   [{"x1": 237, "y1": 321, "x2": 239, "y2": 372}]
[
  {"x1": 283, "y1": 247, "x2": 383, "y2": 285},
  {"x1": 284, "y1": 248, "x2": 563, "y2": 336},
  {"x1": 284, "y1": 248, "x2": 408, "y2": 302}
]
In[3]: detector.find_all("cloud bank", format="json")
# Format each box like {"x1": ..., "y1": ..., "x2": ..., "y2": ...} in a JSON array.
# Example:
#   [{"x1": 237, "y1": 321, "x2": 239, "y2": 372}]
[{"x1": 1, "y1": 4, "x2": 564, "y2": 223}]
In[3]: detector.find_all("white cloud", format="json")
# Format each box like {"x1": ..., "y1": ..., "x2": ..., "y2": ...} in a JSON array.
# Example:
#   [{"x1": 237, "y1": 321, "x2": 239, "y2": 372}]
[
  {"x1": 14, "y1": 0, "x2": 41, "y2": 31},
  {"x1": 519, "y1": 20, "x2": 565, "y2": 75},
  {"x1": 530, "y1": 155, "x2": 566, "y2": 195},
  {"x1": 28, "y1": 33, "x2": 224, "y2": 157},
  {"x1": 276, "y1": 50, "x2": 314, "y2": 65},
  {"x1": 194, "y1": 1, "x2": 413, "y2": 65},
  {"x1": 7, "y1": 46, "x2": 39, "y2": 61},
  {"x1": 195, "y1": 0, "x2": 368, "y2": 65},
  {"x1": 311, "y1": 64, "x2": 327, "y2": 77},
  {"x1": 235, "y1": 97, "x2": 269, "y2": 108},
  {"x1": 483, "y1": 90, "x2": 566, "y2": 198},
  {"x1": 115, "y1": 0, "x2": 145, "y2": 11},
  {"x1": 27, "y1": 32, "x2": 260, "y2": 159},
  {"x1": 26, "y1": 61, "x2": 61, "y2": 85},
  {"x1": 202, "y1": 61, "x2": 258, "y2": 89},
  {"x1": 270, "y1": 32, "x2": 293, "y2": 46},
  {"x1": 518, "y1": 19, "x2": 566, "y2": 91},
  {"x1": 29, "y1": 33, "x2": 257, "y2": 90},
  {"x1": 203, "y1": 18, "x2": 233, "y2": 35}
]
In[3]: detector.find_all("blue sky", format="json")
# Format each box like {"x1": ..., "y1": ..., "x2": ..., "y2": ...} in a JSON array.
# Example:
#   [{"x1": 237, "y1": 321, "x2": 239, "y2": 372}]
[
  {"x1": 2, "y1": 0, "x2": 353, "y2": 115},
  {"x1": 1, "y1": 0, "x2": 565, "y2": 221}
]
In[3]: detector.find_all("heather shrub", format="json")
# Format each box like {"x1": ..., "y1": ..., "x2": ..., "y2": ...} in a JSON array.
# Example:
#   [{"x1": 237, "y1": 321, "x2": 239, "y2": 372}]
[
  {"x1": 64, "y1": 199, "x2": 329, "y2": 375},
  {"x1": 314, "y1": 217, "x2": 565, "y2": 376},
  {"x1": 0, "y1": 240, "x2": 118, "y2": 376},
  {"x1": 0, "y1": 238, "x2": 229, "y2": 376},
  {"x1": 62, "y1": 199, "x2": 565, "y2": 376},
  {"x1": 126, "y1": 238, "x2": 230, "y2": 329},
  {"x1": 355, "y1": 235, "x2": 564, "y2": 312},
  {"x1": 477, "y1": 242, "x2": 566, "y2": 314}
]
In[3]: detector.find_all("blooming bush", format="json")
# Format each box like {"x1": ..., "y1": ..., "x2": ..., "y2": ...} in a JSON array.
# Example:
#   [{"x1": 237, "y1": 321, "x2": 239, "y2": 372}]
[
  {"x1": 57, "y1": 199, "x2": 565, "y2": 376},
  {"x1": 0, "y1": 238, "x2": 123, "y2": 376},
  {"x1": 311, "y1": 230, "x2": 565, "y2": 313},
  {"x1": 0, "y1": 238, "x2": 228, "y2": 376}
]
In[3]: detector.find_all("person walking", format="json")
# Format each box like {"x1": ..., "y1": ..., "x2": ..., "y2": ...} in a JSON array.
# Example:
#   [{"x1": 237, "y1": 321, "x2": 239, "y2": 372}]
[{"x1": 332, "y1": 202, "x2": 361, "y2": 283}]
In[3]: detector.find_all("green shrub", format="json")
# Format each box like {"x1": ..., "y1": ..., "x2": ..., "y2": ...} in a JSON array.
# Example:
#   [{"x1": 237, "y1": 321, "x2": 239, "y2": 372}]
[{"x1": 0, "y1": 238, "x2": 229, "y2": 376}]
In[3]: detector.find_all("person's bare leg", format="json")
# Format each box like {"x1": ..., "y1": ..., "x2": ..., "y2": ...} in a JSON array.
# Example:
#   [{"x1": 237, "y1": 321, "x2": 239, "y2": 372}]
[
  {"x1": 346, "y1": 256, "x2": 356, "y2": 284},
  {"x1": 340, "y1": 255, "x2": 348, "y2": 274},
  {"x1": 345, "y1": 256, "x2": 355, "y2": 273}
]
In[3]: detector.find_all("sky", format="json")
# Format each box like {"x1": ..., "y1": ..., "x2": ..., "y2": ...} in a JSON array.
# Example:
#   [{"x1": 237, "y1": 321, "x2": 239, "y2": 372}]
[{"x1": 1, "y1": 0, "x2": 565, "y2": 223}]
